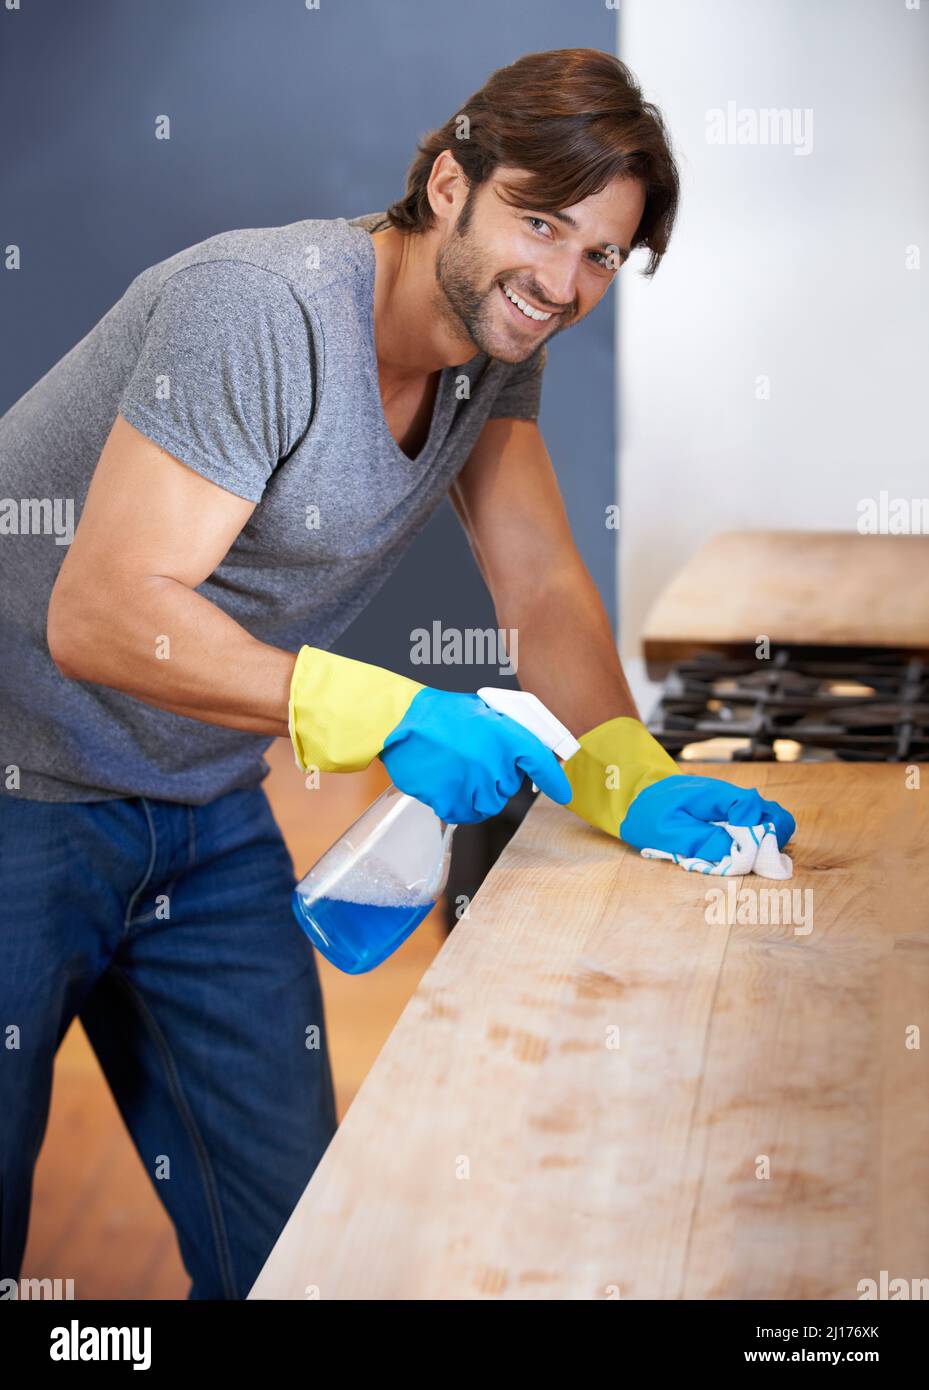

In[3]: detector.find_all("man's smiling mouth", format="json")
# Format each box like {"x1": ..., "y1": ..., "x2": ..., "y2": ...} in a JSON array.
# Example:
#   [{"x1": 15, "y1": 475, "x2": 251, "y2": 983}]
[{"x1": 499, "y1": 281, "x2": 557, "y2": 323}]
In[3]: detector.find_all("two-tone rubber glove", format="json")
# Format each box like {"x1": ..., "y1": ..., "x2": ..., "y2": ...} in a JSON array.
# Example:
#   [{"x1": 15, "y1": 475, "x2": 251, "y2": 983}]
[
  {"x1": 288, "y1": 645, "x2": 572, "y2": 825},
  {"x1": 562, "y1": 716, "x2": 795, "y2": 862}
]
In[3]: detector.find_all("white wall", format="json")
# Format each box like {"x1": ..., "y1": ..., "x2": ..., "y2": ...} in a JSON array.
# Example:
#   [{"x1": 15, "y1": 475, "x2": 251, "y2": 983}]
[{"x1": 616, "y1": 0, "x2": 929, "y2": 717}]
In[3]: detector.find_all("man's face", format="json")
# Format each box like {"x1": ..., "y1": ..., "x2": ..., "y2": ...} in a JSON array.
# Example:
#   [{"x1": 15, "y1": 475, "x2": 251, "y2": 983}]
[{"x1": 432, "y1": 166, "x2": 647, "y2": 364}]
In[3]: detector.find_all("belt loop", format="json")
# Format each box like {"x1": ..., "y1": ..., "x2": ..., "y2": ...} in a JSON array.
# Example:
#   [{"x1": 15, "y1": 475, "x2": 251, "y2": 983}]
[{"x1": 186, "y1": 803, "x2": 197, "y2": 869}]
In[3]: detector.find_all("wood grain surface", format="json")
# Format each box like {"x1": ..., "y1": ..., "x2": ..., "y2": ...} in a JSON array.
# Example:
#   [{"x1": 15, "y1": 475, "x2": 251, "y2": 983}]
[
  {"x1": 249, "y1": 761, "x2": 928, "y2": 1301},
  {"x1": 642, "y1": 532, "x2": 929, "y2": 673}
]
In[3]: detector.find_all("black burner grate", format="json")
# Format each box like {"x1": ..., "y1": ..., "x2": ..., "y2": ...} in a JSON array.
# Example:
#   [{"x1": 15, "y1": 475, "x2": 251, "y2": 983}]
[{"x1": 646, "y1": 646, "x2": 929, "y2": 763}]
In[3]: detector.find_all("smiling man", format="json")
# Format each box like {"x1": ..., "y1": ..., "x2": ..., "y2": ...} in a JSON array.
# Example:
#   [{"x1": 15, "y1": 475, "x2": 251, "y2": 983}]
[{"x1": 0, "y1": 47, "x2": 794, "y2": 1299}]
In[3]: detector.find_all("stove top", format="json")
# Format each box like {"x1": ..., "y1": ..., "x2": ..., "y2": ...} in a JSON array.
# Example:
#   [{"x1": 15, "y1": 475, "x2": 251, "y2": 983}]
[{"x1": 646, "y1": 646, "x2": 929, "y2": 763}]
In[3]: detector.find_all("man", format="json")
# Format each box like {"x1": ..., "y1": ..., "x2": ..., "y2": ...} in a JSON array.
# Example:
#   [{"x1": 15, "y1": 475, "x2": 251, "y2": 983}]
[{"x1": 0, "y1": 47, "x2": 794, "y2": 1297}]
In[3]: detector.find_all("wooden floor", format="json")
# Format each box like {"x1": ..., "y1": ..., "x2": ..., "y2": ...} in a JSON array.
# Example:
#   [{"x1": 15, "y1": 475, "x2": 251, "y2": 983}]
[{"x1": 20, "y1": 739, "x2": 447, "y2": 1299}]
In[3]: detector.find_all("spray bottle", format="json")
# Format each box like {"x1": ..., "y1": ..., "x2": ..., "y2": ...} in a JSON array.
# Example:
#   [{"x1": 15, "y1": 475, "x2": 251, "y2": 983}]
[{"x1": 291, "y1": 687, "x2": 580, "y2": 974}]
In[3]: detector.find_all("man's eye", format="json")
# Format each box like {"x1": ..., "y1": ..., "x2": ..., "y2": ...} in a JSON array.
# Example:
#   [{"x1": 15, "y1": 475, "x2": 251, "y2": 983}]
[{"x1": 525, "y1": 216, "x2": 550, "y2": 235}]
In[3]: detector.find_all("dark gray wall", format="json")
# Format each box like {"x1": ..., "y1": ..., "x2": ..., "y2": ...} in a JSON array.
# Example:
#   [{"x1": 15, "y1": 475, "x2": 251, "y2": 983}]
[{"x1": 1, "y1": 0, "x2": 617, "y2": 692}]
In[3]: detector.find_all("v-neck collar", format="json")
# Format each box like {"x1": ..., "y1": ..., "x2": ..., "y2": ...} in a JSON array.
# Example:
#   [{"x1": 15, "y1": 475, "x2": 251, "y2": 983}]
[{"x1": 351, "y1": 215, "x2": 451, "y2": 468}]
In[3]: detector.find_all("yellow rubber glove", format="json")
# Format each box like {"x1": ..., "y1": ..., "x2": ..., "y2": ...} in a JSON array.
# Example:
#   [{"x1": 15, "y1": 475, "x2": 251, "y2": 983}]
[
  {"x1": 288, "y1": 645, "x2": 425, "y2": 774},
  {"x1": 562, "y1": 715, "x2": 680, "y2": 838}
]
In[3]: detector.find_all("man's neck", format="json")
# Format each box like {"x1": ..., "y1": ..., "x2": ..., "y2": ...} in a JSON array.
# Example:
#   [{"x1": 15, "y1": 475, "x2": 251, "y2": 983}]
[{"x1": 370, "y1": 225, "x2": 478, "y2": 391}]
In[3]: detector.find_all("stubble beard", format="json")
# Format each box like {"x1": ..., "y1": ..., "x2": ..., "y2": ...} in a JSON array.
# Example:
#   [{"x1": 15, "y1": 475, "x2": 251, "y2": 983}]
[{"x1": 432, "y1": 212, "x2": 553, "y2": 365}]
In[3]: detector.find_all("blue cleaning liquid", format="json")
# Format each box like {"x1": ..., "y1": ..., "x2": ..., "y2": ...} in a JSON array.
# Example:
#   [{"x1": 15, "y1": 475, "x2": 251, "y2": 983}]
[{"x1": 292, "y1": 891, "x2": 435, "y2": 975}]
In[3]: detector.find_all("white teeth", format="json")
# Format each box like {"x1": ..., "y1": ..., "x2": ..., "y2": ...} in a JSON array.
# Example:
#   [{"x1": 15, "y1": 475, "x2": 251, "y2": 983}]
[{"x1": 502, "y1": 283, "x2": 552, "y2": 321}]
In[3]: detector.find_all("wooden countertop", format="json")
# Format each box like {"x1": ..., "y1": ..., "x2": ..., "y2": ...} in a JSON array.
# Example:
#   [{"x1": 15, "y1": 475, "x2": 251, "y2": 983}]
[
  {"x1": 642, "y1": 531, "x2": 929, "y2": 674},
  {"x1": 249, "y1": 762, "x2": 929, "y2": 1300}
]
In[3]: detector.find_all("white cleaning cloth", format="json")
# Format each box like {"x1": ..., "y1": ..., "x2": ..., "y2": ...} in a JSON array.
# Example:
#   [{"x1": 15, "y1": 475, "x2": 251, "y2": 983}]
[{"x1": 640, "y1": 820, "x2": 793, "y2": 880}]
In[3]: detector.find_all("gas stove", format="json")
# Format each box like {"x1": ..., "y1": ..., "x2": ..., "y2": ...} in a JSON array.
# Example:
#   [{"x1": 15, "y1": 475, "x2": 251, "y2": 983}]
[{"x1": 645, "y1": 645, "x2": 929, "y2": 764}]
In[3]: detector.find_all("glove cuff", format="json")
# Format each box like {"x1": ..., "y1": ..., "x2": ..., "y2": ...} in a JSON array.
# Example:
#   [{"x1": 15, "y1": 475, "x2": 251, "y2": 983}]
[
  {"x1": 289, "y1": 645, "x2": 425, "y2": 773},
  {"x1": 563, "y1": 715, "x2": 679, "y2": 839}
]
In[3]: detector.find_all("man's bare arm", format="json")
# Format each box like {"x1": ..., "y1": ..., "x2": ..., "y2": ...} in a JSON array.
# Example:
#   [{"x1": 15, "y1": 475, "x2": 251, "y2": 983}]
[
  {"x1": 450, "y1": 415, "x2": 640, "y2": 733},
  {"x1": 47, "y1": 414, "x2": 297, "y2": 736}
]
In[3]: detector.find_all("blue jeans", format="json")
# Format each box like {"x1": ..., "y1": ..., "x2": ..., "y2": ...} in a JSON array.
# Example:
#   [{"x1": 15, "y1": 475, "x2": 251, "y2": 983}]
[{"x1": 0, "y1": 784, "x2": 337, "y2": 1299}]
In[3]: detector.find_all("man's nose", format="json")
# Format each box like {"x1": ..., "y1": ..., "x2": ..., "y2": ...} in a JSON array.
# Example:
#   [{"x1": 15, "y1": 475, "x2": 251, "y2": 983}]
[{"x1": 532, "y1": 262, "x2": 579, "y2": 314}]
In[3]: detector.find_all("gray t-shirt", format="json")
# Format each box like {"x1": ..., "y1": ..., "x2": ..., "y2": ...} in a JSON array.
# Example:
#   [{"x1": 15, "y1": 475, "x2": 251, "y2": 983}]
[{"x1": 0, "y1": 212, "x2": 546, "y2": 803}]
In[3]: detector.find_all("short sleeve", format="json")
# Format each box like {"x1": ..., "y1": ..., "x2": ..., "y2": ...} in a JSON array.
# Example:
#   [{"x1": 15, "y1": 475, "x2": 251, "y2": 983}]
[
  {"x1": 487, "y1": 342, "x2": 547, "y2": 421},
  {"x1": 117, "y1": 260, "x2": 313, "y2": 503}
]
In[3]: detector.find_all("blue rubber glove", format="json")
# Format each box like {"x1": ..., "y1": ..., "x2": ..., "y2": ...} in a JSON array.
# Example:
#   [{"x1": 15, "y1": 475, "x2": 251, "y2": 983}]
[
  {"x1": 380, "y1": 687, "x2": 572, "y2": 825},
  {"x1": 619, "y1": 774, "x2": 796, "y2": 864}
]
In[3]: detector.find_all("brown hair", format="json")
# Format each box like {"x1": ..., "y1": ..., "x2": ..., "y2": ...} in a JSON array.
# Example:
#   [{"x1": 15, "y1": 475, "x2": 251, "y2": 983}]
[{"x1": 384, "y1": 48, "x2": 680, "y2": 277}]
